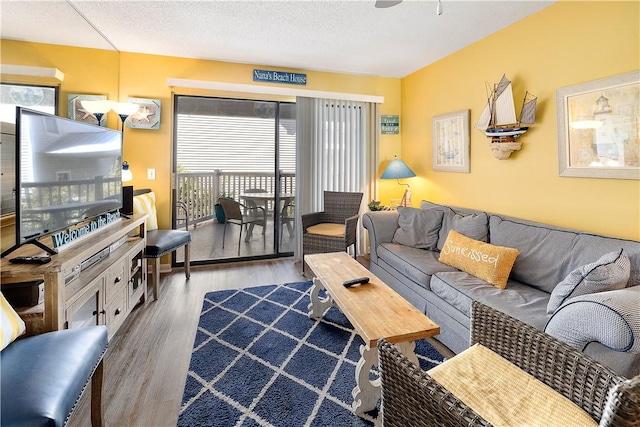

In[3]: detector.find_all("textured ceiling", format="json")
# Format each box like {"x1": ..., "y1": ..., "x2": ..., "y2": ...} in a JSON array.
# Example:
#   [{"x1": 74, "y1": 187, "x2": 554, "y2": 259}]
[{"x1": 1, "y1": 0, "x2": 555, "y2": 78}]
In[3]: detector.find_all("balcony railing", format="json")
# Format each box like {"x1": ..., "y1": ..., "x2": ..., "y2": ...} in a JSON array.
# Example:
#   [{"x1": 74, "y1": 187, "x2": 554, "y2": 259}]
[
  {"x1": 176, "y1": 170, "x2": 295, "y2": 227},
  {"x1": 21, "y1": 177, "x2": 121, "y2": 209}
]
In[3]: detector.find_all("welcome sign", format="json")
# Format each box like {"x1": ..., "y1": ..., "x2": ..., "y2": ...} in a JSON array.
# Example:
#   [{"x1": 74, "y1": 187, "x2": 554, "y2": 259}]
[
  {"x1": 253, "y1": 69, "x2": 307, "y2": 85},
  {"x1": 51, "y1": 211, "x2": 121, "y2": 248}
]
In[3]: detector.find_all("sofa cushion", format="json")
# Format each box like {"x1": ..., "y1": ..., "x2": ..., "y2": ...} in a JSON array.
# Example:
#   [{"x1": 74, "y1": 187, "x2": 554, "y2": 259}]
[
  {"x1": 489, "y1": 215, "x2": 578, "y2": 293},
  {"x1": 392, "y1": 207, "x2": 443, "y2": 250},
  {"x1": 545, "y1": 286, "x2": 640, "y2": 353},
  {"x1": 0, "y1": 291, "x2": 26, "y2": 351},
  {"x1": 489, "y1": 215, "x2": 640, "y2": 294},
  {"x1": 378, "y1": 243, "x2": 458, "y2": 290},
  {"x1": 430, "y1": 271, "x2": 550, "y2": 330},
  {"x1": 439, "y1": 230, "x2": 519, "y2": 289},
  {"x1": 547, "y1": 249, "x2": 631, "y2": 314},
  {"x1": 420, "y1": 201, "x2": 488, "y2": 250}
]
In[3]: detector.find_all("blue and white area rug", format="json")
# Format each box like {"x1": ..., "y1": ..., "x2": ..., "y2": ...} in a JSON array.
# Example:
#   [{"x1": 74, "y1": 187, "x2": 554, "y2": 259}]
[{"x1": 178, "y1": 281, "x2": 444, "y2": 427}]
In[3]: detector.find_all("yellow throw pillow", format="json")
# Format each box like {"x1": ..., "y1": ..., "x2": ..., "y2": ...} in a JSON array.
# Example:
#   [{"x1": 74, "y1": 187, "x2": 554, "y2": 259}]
[
  {"x1": 439, "y1": 230, "x2": 519, "y2": 289},
  {"x1": 1, "y1": 291, "x2": 26, "y2": 350},
  {"x1": 133, "y1": 191, "x2": 159, "y2": 231}
]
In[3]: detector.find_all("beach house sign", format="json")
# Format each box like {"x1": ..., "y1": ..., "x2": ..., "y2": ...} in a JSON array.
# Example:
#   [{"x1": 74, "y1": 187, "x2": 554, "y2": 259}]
[{"x1": 253, "y1": 69, "x2": 307, "y2": 85}]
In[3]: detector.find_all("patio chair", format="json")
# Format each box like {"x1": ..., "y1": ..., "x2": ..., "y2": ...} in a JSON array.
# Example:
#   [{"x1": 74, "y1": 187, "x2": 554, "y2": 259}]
[
  {"x1": 301, "y1": 191, "x2": 363, "y2": 273},
  {"x1": 242, "y1": 188, "x2": 269, "y2": 218},
  {"x1": 378, "y1": 301, "x2": 640, "y2": 427},
  {"x1": 219, "y1": 198, "x2": 266, "y2": 256},
  {"x1": 280, "y1": 198, "x2": 295, "y2": 241}
]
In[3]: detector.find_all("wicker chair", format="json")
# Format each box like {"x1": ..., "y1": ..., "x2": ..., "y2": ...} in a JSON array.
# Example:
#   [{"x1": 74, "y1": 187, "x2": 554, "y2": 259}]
[
  {"x1": 301, "y1": 191, "x2": 363, "y2": 273},
  {"x1": 379, "y1": 301, "x2": 640, "y2": 427}
]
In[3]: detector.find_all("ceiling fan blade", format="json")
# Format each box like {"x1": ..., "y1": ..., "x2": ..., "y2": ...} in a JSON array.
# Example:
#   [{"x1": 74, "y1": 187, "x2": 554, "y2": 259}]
[{"x1": 375, "y1": 0, "x2": 402, "y2": 8}]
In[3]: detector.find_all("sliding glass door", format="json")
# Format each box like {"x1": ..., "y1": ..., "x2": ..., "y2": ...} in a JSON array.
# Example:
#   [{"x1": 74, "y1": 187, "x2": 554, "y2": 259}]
[{"x1": 173, "y1": 96, "x2": 295, "y2": 264}]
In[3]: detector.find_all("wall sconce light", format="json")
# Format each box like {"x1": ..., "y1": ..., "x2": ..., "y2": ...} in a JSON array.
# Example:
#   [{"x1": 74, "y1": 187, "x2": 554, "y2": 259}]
[
  {"x1": 81, "y1": 100, "x2": 113, "y2": 126},
  {"x1": 112, "y1": 102, "x2": 140, "y2": 131},
  {"x1": 122, "y1": 161, "x2": 133, "y2": 182},
  {"x1": 381, "y1": 156, "x2": 416, "y2": 207}
]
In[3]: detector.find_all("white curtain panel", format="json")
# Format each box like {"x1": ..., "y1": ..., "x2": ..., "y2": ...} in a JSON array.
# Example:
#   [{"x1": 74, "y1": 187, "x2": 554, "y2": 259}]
[{"x1": 295, "y1": 97, "x2": 380, "y2": 260}]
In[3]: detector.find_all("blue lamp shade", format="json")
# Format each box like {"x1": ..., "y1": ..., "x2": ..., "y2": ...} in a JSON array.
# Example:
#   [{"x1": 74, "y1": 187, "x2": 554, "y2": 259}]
[
  {"x1": 381, "y1": 158, "x2": 416, "y2": 180},
  {"x1": 381, "y1": 157, "x2": 416, "y2": 207}
]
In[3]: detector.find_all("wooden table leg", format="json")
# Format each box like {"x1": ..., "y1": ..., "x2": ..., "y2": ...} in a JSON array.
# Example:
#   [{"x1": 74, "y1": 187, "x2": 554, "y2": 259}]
[
  {"x1": 308, "y1": 277, "x2": 332, "y2": 319},
  {"x1": 352, "y1": 343, "x2": 380, "y2": 416},
  {"x1": 352, "y1": 341, "x2": 417, "y2": 416}
]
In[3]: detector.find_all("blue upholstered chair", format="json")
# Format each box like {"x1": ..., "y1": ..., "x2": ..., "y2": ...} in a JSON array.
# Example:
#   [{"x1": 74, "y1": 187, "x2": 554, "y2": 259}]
[
  {"x1": 133, "y1": 189, "x2": 191, "y2": 300},
  {"x1": 1, "y1": 325, "x2": 108, "y2": 426}
]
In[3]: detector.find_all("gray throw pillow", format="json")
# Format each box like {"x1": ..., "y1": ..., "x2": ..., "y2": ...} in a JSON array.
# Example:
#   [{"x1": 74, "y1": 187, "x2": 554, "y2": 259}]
[
  {"x1": 392, "y1": 207, "x2": 444, "y2": 250},
  {"x1": 546, "y1": 249, "x2": 631, "y2": 314},
  {"x1": 419, "y1": 201, "x2": 489, "y2": 249},
  {"x1": 448, "y1": 210, "x2": 489, "y2": 241}
]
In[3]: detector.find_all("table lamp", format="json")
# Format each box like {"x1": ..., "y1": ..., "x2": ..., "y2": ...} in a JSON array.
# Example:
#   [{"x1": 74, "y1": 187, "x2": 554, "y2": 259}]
[{"x1": 381, "y1": 156, "x2": 416, "y2": 207}]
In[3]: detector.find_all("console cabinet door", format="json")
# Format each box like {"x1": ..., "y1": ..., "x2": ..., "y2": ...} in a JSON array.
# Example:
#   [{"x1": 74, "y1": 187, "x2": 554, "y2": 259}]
[
  {"x1": 66, "y1": 277, "x2": 103, "y2": 329},
  {"x1": 128, "y1": 246, "x2": 145, "y2": 306}
]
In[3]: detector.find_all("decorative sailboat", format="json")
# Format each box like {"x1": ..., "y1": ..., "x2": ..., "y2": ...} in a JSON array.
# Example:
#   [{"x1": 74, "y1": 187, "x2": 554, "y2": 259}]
[{"x1": 476, "y1": 74, "x2": 537, "y2": 140}]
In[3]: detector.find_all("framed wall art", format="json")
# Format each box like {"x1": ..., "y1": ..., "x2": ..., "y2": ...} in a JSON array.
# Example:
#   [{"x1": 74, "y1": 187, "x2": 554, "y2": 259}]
[
  {"x1": 127, "y1": 97, "x2": 161, "y2": 129},
  {"x1": 432, "y1": 109, "x2": 470, "y2": 173},
  {"x1": 68, "y1": 94, "x2": 107, "y2": 126},
  {"x1": 556, "y1": 71, "x2": 639, "y2": 180}
]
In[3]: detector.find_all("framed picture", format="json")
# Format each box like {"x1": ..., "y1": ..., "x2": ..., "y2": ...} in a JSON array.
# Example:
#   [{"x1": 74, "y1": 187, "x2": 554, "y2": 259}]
[
  {"x1": 432, "y1": 109, "x2": 470, "y2": 173},
  {"x1": 68, "y1": 94, "x2": 107, "y2": 126},
  {"x1": 556, "y1": 71, "x2": 639, "y2": 180},
  {"x1": 127, "y1": 97, "x2": 161, "y2": 129}
]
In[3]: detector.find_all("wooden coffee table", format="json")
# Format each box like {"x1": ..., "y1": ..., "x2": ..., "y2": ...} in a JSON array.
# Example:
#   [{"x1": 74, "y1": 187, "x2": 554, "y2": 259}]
[{"x1": 305, "y1": 252, "x2": 440, "y2": 416}]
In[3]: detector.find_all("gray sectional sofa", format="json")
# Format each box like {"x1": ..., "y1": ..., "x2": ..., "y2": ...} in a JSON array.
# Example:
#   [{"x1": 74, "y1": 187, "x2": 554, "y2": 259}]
[{"x1": 362, "y1": 200, "x2": 640, "y2": 378}]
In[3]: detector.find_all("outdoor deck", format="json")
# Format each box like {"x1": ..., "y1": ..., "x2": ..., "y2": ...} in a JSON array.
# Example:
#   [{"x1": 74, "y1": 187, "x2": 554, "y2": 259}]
[{"x1": 175, "y1": 217, "x2": 295, "y2": 264}]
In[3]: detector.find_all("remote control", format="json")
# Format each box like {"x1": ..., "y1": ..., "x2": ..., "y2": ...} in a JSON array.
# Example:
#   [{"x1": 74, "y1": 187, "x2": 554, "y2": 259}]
[
  {"x1": 343, "y1": 277, "x2": 370, "y2": 288},
  {"x1": 9, "y1": 256, "x2": 52, "y2": 265}
]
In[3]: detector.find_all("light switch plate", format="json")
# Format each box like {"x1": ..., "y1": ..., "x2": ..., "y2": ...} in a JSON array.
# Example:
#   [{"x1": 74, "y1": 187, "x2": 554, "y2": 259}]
[{"x1": 147, "y1": 168, "x2": 156, "y2": 180}]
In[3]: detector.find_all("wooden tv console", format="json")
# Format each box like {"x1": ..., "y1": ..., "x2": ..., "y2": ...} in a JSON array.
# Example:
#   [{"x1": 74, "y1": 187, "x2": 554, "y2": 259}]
[{"x1": 0, "y1": 214, "x2": 148, "y2": 340}]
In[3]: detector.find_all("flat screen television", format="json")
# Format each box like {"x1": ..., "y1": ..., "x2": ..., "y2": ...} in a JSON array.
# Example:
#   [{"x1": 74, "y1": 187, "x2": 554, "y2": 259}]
[{"x1": 2, "y1": 107, "x2": 123, "y2": 256}]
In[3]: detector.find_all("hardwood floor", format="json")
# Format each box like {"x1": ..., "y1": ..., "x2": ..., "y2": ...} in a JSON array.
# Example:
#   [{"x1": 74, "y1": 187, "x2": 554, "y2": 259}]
[
  {"x1": 68, "y1": 254, "x2": 453, "y2": 426},
  {"x1": 69, "y1": 258, "x2": 305, "y2": 427}
]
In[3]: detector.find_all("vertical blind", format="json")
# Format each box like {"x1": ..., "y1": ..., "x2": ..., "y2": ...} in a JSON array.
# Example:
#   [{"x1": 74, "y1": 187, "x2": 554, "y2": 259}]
[{"x1": 296, "y1": 97, "x2": 379, "y2": 258}]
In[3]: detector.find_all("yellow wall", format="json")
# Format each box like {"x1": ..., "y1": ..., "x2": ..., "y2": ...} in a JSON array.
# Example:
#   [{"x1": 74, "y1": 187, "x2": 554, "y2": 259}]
[
  {"x1": 401, "y1": 1, "x2": 640, "y2": 240},
  {"x1": 3, "y1": 1, "x2": 639, "y2": 244},
  {"x1": 0, "y1": 40, "x2": 120, "y2": 121},
  {"x1": 117, "y1": 52, "x2": 401, "y2": 226},
  {"x1": 1, "y1": 41, "x2": 401, "y2": 233}
]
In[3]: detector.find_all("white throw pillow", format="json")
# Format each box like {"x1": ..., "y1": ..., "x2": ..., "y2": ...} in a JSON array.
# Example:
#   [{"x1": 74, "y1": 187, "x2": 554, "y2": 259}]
[{"x1": 547, "y1": 249, "x2": 631, "y2": 314}]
